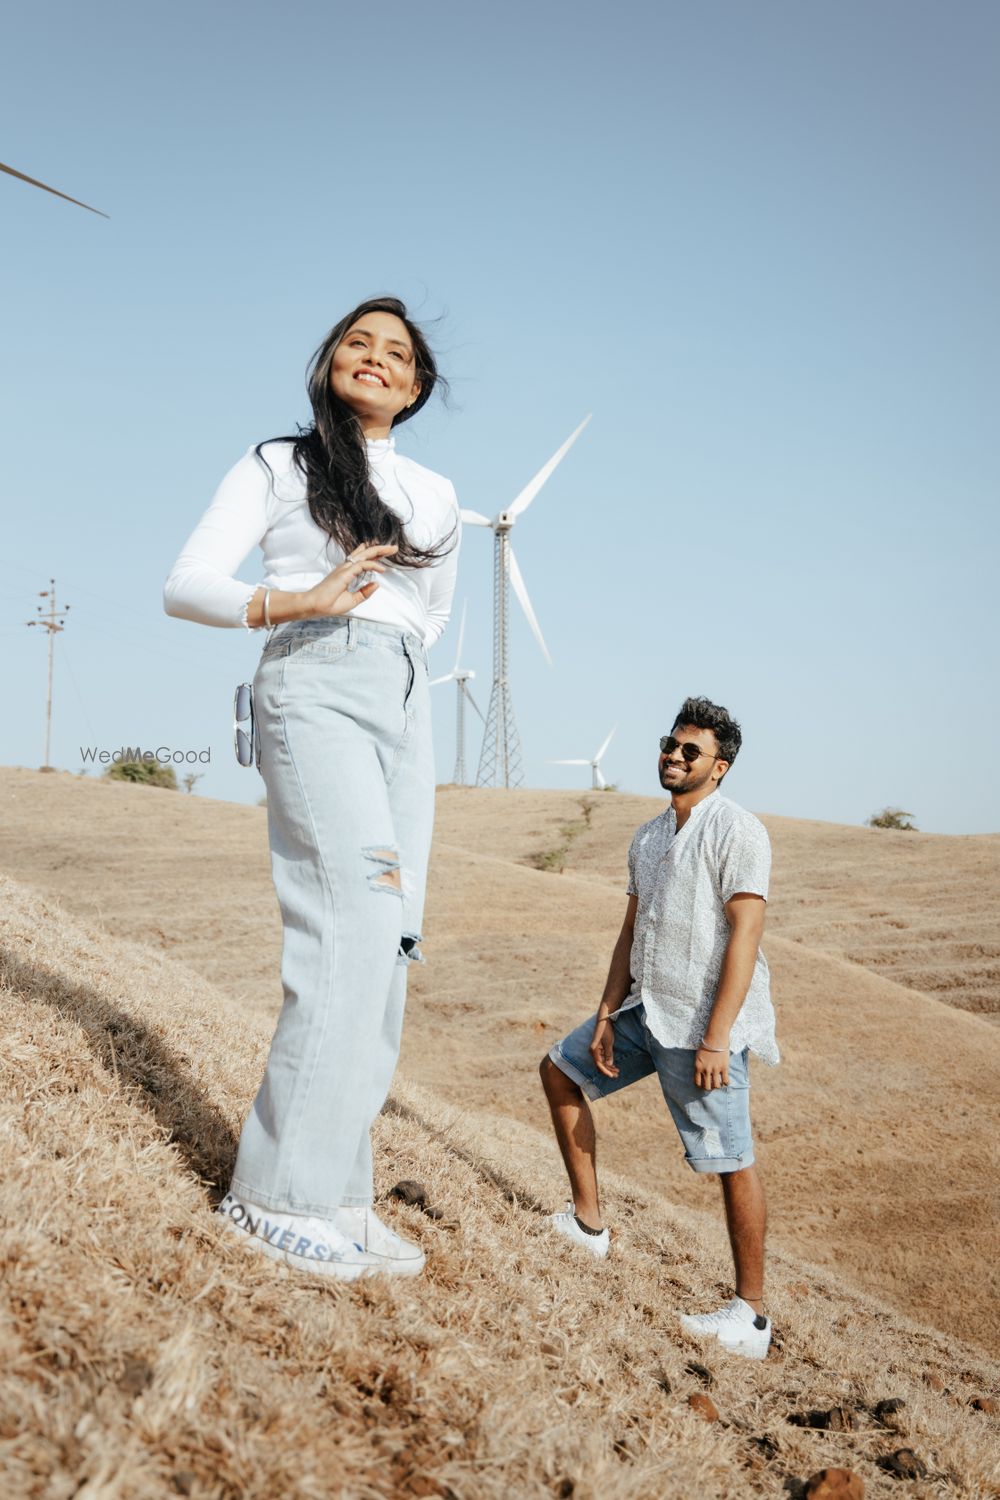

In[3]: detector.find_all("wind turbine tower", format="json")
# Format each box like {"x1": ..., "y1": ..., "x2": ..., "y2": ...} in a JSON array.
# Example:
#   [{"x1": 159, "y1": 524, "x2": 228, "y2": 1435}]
[
  {"x1": 462, "y1": 415, "x2": 591, "y2": 788},
  {"x1": 429, "y1": 601, "x2": 485, "y2": 785}
]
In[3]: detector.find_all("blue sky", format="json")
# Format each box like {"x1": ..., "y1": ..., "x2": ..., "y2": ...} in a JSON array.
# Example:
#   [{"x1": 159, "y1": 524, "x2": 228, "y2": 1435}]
[{"x1": 3, "y1": 0, "x2": 997, "y2": 833}]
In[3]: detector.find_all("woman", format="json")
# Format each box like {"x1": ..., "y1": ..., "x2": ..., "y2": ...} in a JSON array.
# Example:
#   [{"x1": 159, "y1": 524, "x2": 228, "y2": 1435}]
[{"x1": 163, "y1": 296, "x2": 460, "y2": 1280}]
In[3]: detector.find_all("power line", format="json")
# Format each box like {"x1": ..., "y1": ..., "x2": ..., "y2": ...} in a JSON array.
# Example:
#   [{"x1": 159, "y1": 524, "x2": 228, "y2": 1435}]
[{"x1": 56, "y1": 636, "x2": 98, "y2": 745}]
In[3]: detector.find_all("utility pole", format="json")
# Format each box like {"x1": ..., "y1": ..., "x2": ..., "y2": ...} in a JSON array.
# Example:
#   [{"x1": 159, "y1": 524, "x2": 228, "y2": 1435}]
[{"x1": 26, "y1": 578, "x2": 70, "y2": 771}]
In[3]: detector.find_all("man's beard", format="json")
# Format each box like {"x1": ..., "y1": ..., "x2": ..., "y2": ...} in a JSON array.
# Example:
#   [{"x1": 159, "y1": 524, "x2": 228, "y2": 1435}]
[{"x1": 659, "y1": 763, "x2": 714, "y2": 795}]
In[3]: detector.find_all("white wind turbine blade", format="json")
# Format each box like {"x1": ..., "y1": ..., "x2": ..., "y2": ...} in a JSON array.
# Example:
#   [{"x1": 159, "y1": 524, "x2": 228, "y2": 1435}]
[
  {"x1": 428, "y1": 671, "x2": 457, "y2": 687},
  {"x1": 460, "y1": 508, "x2": 493, "y2": 526},
  {"x1": 453, "y1": 600, "x2": 467, "y2": 672},
  {"x1": 508, "y1": 544, "x2": 552, "y2": 666},
  {"x1": 594, "y1": 765, "x2": 607, "y2": 790},
  {"x1": 549, "y1": 758, "x2": 590, "y2": 766},
  {"x1": 464, "y1": 685, "x2": 487, "y2": 724},
  {"x1": 593, "y1": 725, "x2": 617, "y2": 763},
  {"x1": 506, "y1": 413, "x2": 592, "y2": 519}
]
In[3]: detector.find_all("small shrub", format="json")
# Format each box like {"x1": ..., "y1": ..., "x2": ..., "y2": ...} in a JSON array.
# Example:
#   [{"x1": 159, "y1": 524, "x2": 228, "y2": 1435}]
[
  {"x1": 103, "y1": 761, "x2": 178, "y2": 790},
  {"x1": 866, "y1": 807, "x2": 917, "y2": 831}
]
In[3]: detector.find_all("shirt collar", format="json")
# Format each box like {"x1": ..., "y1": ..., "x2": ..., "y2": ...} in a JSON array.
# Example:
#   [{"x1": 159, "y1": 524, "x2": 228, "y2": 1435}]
[
  {"x1": 365, "y1": 433, "x2": 396, "y2": 460},
  {"x1": 665, "y1": 790, "x2": 721, "y2": 832}
]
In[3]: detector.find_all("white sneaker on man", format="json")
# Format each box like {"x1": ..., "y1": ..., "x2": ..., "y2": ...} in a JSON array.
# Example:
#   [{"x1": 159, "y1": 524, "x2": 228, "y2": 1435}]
[
  {"x1": 546, "y1": 1202, "x2": 610, "y2": 1259},
  {"x1": 332, "y1": 1206, "x2": 426, "y2": 1276},
  {"x1": 679, "y1": 1295, "x2": 772, "y2": 1359},
  {"x1": 217, "y1": 1192, "x2": 422, "y2": 1280}
]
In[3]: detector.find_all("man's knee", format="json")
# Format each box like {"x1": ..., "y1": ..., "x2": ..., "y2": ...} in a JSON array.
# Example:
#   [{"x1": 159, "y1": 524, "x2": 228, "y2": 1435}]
[{"x1": 540, "y1": 1054, "x2": 580, "y2": 1100}]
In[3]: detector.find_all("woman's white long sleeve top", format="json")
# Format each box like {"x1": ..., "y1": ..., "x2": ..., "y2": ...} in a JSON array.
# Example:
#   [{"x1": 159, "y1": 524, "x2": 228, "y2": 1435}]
[{"x1": 162, "y1": 434, "x2": 461, "y2": 648}]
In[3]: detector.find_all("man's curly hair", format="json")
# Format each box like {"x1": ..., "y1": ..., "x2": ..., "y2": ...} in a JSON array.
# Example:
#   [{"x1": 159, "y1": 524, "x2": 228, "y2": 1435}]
[{"x1": 671, "y1": 696, "x2": 742, "y2": 772}]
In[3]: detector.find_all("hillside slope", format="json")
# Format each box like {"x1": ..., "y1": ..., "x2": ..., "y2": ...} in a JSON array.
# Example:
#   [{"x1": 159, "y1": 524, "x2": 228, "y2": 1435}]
[
  {"x1": 429, "y1": 787, "x2": 1000, "y2": 1018},
  {"x1": 2, "y1": 874, "x2": 998, "y2": 1500},
  {"x1": 405, "y1": 839, "x2": 1000, "y2": 1353},
  {"x1": 2, "y1": 768, "x2": 998, "y2": 1353},
  {"x1": 4, "y1": 769, "x2": 999, "y2": 1020}
]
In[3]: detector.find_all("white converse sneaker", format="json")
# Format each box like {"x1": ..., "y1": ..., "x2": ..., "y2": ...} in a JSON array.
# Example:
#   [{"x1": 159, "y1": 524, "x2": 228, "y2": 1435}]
[
  {"x1": 218, "y1": 1191, "x2": 385, "y2": 1281},
  {"x1": 679, "y1": 1295, "x2": 772, "y2": 1360},
  {"x1": 333, "y1": 1206, "x2": 426, "y2": 1276},
  {"x1": 547, "y1": 1202, "x2": 610, "y2": 1259}
]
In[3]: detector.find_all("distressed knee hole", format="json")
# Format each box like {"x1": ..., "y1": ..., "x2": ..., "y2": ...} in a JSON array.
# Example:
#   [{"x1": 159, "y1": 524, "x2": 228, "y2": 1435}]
[
  {"x1": 363, "y1": 846, "x2": 402, "y2": 896},
  {"x1": 397, "y1": 933, "x2": 425, "y2": 966}
]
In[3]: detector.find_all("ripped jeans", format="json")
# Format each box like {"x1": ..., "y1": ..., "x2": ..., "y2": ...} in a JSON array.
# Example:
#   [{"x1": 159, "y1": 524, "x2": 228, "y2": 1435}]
[{"x1": 229, "y1": 613, "x2": 434, "y2": 1215}]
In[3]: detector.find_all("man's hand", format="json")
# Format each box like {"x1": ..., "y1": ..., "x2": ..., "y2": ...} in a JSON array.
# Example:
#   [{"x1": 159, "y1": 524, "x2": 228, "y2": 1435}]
[
  {"x1": 693, "y1": 892, "x2": 765, "y2": 1091},
  {"x1": 694, "y1": 1045, "x2": 730, "y2": 1091},
  {"x1": 589, "y1": 1016, "x2": 619, "y2": 1079}
]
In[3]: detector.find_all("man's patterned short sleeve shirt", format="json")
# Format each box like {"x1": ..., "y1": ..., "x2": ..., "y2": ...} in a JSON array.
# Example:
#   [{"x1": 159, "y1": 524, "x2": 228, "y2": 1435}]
[{"x1": 615, "y1": 792, "x2": 779, "y2": 1065}]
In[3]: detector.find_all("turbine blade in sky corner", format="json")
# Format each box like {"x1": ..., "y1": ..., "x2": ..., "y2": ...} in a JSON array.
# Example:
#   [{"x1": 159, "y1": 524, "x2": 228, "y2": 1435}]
[{"x1": 1, "y1": 161, "x2": 109, "y2": 218}]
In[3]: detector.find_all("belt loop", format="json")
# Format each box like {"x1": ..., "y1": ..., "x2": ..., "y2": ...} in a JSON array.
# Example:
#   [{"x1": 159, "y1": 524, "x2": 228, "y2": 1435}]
[{"x1": 346, "y1": 616, "x2": 356, "y2": 651}]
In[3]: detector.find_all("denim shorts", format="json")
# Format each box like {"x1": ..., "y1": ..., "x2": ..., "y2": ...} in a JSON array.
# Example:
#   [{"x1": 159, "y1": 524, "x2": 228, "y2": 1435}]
[{"x1": 548, "y1": 1003, "x2": 755, "y2": 1174}]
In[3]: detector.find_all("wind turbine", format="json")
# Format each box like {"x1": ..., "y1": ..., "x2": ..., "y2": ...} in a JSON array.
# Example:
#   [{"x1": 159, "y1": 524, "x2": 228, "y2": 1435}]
[
  {"x1": 1, "y1": 161, "x2": 108, "y2": 217},
  {"x1": 550, "y1": 725, "x2": 617, "y2": 791},
  {"x1": 429, "y1": 601, "x2": 486, "y2": 785},
  {"x1": 462, "y1": 414, "x2": 591, "y2": 788}
]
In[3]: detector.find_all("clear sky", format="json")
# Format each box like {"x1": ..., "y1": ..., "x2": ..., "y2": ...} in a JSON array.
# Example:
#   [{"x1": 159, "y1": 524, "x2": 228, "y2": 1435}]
[{"x1": 3, "y1": 0, "x2": 997, "y2": 833}]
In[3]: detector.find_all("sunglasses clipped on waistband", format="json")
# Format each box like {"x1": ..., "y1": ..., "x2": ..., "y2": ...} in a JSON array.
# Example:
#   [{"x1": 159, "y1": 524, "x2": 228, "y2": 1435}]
[
  {"x1": 234, "y1": 682, "x2": 261, "y2": 771},
  {"x1": 659, "y1": 734, "x2": 718, "y2": 764}
]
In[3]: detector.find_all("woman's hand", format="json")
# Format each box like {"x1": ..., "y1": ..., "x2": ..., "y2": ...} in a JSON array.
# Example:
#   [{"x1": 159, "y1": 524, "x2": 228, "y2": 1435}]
[{"x1": 302, "y1": 543, "x2": 398, "y2": 618}]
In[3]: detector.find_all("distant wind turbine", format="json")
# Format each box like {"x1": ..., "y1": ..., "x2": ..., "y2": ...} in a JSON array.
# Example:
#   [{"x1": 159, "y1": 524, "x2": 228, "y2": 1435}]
[
  {"x1": 550, "y1": 725, "x2": 617, "y2": 791},
  {"x1": 429, "y1": 601, "x2": 485, "y2": 785},
  {"x1": 462, "y1": 414, "x2": 592, "y2": 788},
  {"x1": 1, "y1": 160, "x2": 108, "y2": 217}
]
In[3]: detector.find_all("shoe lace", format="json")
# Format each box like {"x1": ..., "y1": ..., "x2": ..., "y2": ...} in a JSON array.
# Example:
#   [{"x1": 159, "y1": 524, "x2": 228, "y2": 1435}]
[{"x1": 702, "y1": 1299, "x2": 748, "y2": 1328}]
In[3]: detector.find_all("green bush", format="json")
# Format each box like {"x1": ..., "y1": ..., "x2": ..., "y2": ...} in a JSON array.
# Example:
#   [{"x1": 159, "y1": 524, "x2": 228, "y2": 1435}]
[
  {"x1": 103, "y1": 761, "x2": 178, "y2": 790},
  {"x1": 866, "y1": 806, "x2": 917, "y2": 831}
]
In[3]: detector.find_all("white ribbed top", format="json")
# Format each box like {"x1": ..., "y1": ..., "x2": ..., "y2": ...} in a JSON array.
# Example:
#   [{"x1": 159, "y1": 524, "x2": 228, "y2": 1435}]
[{"x1": 163, "y1": 435, "x2": 461, "y2": 647}]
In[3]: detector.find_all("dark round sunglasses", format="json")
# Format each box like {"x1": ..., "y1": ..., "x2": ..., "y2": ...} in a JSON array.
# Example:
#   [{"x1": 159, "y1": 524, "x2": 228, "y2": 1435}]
[
  {"x1": 234, "y1": 682, "x2": 261, "y2": 771},
  {"x1": 659, "y1": 734, "x2": 719, "y2": 764}
]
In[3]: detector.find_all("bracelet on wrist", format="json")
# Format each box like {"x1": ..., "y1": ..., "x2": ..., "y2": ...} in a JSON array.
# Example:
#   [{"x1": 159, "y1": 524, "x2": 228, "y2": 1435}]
[{"x1": 698, "y1": 1041, "x2": 729, "y2": 1052}]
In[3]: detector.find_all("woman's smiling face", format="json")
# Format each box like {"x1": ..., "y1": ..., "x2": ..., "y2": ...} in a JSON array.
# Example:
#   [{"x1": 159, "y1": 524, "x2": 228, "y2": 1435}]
[{"x1": 330, "y1": 310, "x2": 422, "y2": 430}]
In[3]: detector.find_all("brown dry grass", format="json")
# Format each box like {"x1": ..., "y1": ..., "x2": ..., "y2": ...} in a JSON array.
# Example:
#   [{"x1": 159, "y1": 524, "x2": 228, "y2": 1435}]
[
  {"x1": 428, "y1": 789, "x2": 1000, "y2": 1019},
  {"x1": 2, "y1": 769, "x2": 998, "y2": 1356},
  {"x1": 2, "y1": 874, "x2": 999, "y2": 1499}
]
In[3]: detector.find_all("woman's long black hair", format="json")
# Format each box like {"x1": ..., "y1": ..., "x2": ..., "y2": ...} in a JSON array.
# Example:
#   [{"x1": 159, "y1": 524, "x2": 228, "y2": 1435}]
[{"x1": 253, "y1": 296, "x2": 455, "y2": 569}]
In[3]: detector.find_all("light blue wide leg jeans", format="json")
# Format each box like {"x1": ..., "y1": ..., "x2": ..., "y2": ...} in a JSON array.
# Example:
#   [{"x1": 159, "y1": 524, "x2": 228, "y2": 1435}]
[{"x1": 229, "y1": 613, "x2": 435, "y2": 1216}]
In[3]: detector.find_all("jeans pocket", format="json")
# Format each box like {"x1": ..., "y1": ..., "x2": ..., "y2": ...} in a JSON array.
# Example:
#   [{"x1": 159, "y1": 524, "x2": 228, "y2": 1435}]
[{"x1": 287, "y1": 637, "x2": 349, "y2": 665}]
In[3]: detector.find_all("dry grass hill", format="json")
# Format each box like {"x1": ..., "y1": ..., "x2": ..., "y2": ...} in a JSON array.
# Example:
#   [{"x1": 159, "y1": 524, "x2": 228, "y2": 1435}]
[
  {"x1": 2, "y1": 768, "x2": 999, "y2": 1496},
  {"x1": 3, "y1": 872, "x2": 1000, "y2": 1499}
]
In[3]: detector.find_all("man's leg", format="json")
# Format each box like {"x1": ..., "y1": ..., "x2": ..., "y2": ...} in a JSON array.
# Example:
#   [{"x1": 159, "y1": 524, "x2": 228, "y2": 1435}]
[
  {"x1": 719, "y1": 1163, "x2": 766, "y2": 1313},
  {"x1": 539, "y1": 1056, "x2": 603, "y2": 1230}
]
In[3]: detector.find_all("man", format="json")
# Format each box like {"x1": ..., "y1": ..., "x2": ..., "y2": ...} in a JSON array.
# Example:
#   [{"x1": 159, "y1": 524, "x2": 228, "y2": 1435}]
[{"x1": 539, "y1": 696, "x2": 778, "y2": 1360}]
